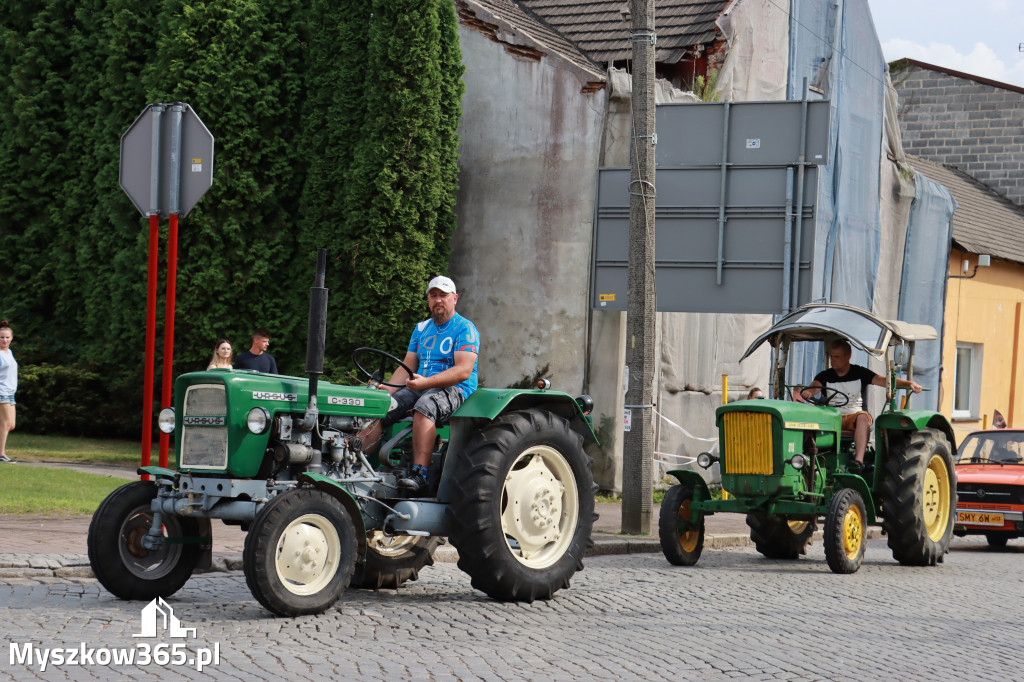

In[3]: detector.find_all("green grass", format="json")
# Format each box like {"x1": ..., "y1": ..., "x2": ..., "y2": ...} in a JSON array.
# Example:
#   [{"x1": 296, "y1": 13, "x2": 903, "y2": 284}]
[
  {"x1": 0, "y1": 465, "x2": 128, "y2": 515},
  {"x1": 5, "y1": 432, "x2": 172, "y2": 467}
]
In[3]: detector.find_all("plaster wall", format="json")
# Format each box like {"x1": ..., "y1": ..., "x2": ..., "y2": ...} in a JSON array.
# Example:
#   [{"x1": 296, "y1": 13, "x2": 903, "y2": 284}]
[
  {"x1": 449, "y1": 20, "x2": 606, "y2": 394},
  {"x1": 942, "y1": 247, "x2": 1024, "y2": 441}
]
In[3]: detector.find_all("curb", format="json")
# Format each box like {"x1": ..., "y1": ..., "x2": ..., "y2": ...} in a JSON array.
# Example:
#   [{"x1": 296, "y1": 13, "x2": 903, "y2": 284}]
[{"x1": 0, "y1": 529, "x2": 884, "y2": 579}]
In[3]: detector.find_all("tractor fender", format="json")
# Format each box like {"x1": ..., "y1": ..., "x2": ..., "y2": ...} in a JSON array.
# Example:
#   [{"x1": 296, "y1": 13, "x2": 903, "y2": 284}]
[
  {"x1": 137, "y1": 465, "x2": 178, "y2": 479},
  {"x1": 298, "y1": 472, "x2": 367, "y2": 560},
  {"x1": 876, "y1": 410, "x2": 957, "y2": 454},
  {"x1": 665, "y1": 469, "x2": 712, "y2": 503},
  {"x1": 831, "y1": 473, "x2": 877, "y2": 524},
  {"x1": 452, "y1": 388, "x2": 598, "y2": 444}
]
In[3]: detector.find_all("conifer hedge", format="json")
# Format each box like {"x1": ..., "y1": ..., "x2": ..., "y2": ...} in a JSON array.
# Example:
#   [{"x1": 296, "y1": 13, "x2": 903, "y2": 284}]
[{"x1": 0, "y1": 0, "x2": 463, "y2": 437}]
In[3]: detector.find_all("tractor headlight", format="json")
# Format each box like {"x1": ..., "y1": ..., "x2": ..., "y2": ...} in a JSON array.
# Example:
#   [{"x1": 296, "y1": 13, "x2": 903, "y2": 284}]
[
  {"x1": 575, "y1": 394, "x2": 594, "y2": 415},
  {"x1": 697, "y1": 452, "x2": 718, "y2": 469},
  {"x1": 790, "y1": 453, "x2": 808, "y2": 470},
  {"x1": 247, "y1": 407, "x2": 271, "y2": 435},
  {"x1": 157, "y1": 408, "x2": 176, "y2": 434}
]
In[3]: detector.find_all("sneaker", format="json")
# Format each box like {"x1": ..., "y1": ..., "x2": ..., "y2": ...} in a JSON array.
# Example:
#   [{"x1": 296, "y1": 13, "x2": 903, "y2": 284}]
[
  {"x1": 847, "y1": 459, "x2": 864, "y2": 474},
  {"x1": 0, "y1": 454, "x2": 13, "y2": 463},
  {"x1": 397, "y1": 472, "x2": 429, "y2": 496}
]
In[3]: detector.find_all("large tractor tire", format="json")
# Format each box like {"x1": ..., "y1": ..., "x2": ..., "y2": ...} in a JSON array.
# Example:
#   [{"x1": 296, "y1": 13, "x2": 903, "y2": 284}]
[
  {"x1": 243, "y1": 488, "x2": 357, "y2": 617},
  {"x1": 88, "y1": 481, "x2": 202, "y2": 601},
  {"x1": 824, "y1": 488, "x2": 866, "y2": 574},
  {"x1": 350, "y1": 533, "x2": 441, "y2": 589},
  {"x1": 445, "y1": 409, "x2": 596, "y2": 602},
  {"x1": 746, "y1": 513, "x2": 815, "y2": 559},
  {"x1": 659, "y1": 485, "x2": 704, "y2": 566},
  {"x1": 881, "y1": 428, "x2": 956, "y2": 566}
]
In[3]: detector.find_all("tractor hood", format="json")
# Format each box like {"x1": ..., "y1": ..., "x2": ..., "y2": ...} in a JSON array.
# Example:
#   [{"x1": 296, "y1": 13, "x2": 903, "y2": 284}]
[{"x1": 739, "y1": 303, "x2": 937, "y2": 362}]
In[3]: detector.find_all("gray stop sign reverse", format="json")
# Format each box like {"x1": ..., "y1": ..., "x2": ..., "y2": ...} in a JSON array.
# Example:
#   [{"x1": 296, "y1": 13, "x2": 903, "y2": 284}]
[{"x1": 120, "y1": 102, "x2": 214, "y2": 218}]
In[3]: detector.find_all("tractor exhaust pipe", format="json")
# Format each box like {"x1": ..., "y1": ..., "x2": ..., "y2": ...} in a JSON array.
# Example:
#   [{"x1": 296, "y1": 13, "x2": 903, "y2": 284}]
[{"x1": 299, "y1": 249, "x2": 328, "y2": 432}]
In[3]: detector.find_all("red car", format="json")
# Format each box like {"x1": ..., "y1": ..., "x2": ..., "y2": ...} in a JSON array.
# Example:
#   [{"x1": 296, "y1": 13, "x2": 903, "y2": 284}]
[{"x1": 954, "y1": 429, "x2": 1024, "y2": 547}]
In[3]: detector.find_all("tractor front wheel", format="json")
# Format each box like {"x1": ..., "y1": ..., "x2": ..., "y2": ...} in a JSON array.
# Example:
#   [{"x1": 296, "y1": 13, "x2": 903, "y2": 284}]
[
  {"x1": 350, "y1": 533, "x2": 441, "y2": 589},
  {"x1": 445, "y1": 410, "x2": 596, "y2": 602},
  {"x1": 659, "y1": 485, "x2": 704, "y2": 566},
  {"x1": 746, "y1": 513, "x2": 814, "y2": 559},
  {"x1": 824, "y1": 488, "x2": 867, "y2": 574},
  {"x1": 87, "y1": 481, "x2": 202, "y2": 601},
  {"x1": 243, "y1": 488, "x2": 357, "y2": 616},
  {"x1": 881, "y1": 428, "x2": 956, "y2": 566}
]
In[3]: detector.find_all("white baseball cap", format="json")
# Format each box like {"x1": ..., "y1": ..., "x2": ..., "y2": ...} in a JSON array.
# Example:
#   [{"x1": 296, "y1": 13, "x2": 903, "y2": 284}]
[{"x1": 427, "y1": 276, "x2": 457, "y2": 294}]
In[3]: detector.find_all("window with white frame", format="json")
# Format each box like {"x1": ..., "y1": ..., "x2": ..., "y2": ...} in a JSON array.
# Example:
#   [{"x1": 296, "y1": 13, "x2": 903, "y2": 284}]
[{"x1": 953, "y1": 342, "x2": 983, "y2": 420}]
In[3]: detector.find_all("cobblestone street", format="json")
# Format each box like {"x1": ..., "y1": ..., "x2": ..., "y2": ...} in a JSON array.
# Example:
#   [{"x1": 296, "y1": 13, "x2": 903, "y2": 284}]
[{"x1": 3, "y1": 537, "x2": 1022, "y2": 680}]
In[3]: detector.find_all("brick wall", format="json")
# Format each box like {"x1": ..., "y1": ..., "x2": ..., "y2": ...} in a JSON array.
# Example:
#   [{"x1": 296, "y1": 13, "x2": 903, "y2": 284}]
[{"x1": 891, "y1": 63, "x2": 1024, "y2": 207}]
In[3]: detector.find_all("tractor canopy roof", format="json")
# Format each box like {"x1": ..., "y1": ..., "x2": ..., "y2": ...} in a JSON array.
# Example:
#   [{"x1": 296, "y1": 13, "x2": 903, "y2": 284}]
[{"x1": 739, "y1": 303, "x2": 937, "y2": 362}]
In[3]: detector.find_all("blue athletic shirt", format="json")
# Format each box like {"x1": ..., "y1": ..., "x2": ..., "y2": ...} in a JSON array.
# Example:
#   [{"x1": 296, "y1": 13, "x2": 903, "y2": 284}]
[{"x1": 408, "y1": 312, "x2": 479, "y2": 397}]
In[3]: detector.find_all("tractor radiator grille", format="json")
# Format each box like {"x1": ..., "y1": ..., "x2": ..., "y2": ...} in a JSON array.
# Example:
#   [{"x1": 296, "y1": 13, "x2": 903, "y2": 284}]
[
  {"x1": 721, "y1": 412, "x2": 773, "y2": 475},
  {"x1": 180, "y1": 384, "x2": 228, "y2": 470}
]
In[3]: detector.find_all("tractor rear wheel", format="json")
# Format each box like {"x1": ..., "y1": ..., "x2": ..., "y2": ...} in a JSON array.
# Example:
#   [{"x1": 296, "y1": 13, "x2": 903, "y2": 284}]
[
  {"x1": 659, "y1": 485, "x2": 704, "y2": 566},
  {"x1": 88, "y1": 481, "x2": 202, "y2": 601},
  {"x1": 881, "y1": 428, "x2": 955, "y2": 566},
  {"x1": 350, "y1": 533, "x2": 441, "y2": 589},
  {"x1": 243, "y1": 488, "x2": 357, "y2": 616},
  {"x1": 824, "y1": 488, "x2": 866, "y2": 574},
  {"x1": 746, "y1": 513, "x2": 814, "y2": 559},
  {"x1": 445, "y1": 410, "x2": 596, "y2": 602}
]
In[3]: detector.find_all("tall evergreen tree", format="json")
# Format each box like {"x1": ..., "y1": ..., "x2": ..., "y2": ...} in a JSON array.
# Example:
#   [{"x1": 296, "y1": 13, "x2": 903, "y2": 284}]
[{"x1": 336, "y1": 0, "x2": 465, "y2": 355}]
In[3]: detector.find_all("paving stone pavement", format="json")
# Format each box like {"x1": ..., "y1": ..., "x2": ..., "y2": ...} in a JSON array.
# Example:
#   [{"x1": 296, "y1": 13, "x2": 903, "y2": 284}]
[{"x1": 0, "y1": 536, "x2": 1020, "y2": 680}]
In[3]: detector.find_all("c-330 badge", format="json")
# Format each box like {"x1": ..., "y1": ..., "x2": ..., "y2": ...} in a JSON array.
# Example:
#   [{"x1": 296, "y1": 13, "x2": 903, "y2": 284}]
[{"x1": 327, "y1": 396, "x2": 364, "y2": 406}]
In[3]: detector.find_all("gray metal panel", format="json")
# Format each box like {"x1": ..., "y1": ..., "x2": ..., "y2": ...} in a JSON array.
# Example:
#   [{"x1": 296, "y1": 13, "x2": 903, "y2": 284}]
[
  {"x1": 655, "y1": 100, "x2": 830, "y2": 167},
  {"x1": 592, "y1": 166, "x2": 817, "y2": 313},
  {"x1": 120, "y1": 103, "x2": 215, "y2": 218}
]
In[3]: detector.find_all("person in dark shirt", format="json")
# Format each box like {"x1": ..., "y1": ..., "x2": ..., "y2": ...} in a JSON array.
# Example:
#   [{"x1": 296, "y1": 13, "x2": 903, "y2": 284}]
[
  {"x1": 794, "y1": 338, "x2": 921, "y2": 471},
  {"x1": 234, "y1": 327, "x2": 278, "y2": 374}
]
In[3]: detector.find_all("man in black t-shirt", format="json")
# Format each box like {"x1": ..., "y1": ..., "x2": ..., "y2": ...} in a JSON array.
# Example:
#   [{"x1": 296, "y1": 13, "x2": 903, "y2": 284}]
[
  {"x1": 234, "y1": 327, "x2": 279, "y2": 374},
  {"x1": 794, "y1": 338, "x2": 921, "y2": 471}
]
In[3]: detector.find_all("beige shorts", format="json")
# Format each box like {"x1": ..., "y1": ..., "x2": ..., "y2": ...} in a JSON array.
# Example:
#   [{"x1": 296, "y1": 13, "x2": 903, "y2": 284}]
[{"x1": 840, "y1": 411, "x2": 872, "y2": 431}]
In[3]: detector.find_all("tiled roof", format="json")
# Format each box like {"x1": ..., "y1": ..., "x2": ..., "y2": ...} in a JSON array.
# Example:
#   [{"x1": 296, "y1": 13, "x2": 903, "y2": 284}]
[
  {"x1": 517, "y1": 0, "x2": 731, "y2": 64},
  {"x1": 910, "y1": 155, "x2": 1024, "y2": 266},
  {"x1": 461, "y1": 0, "x2": 605, "y2": 78}
]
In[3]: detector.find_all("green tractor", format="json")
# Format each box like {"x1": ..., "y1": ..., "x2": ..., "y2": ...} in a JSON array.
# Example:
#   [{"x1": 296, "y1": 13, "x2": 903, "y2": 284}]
[
  {"x1": 659, "y1": 303, "x2": 957, "y2": 574},
  {"x1": 88, "y1": 251, "x2": 598, "y2": 616}
]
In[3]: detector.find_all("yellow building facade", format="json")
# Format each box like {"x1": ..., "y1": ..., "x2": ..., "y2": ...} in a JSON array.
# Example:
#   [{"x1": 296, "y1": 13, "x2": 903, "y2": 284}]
[{"x1": 941, "y1": 247, "x2": 1024, "y2": 440}]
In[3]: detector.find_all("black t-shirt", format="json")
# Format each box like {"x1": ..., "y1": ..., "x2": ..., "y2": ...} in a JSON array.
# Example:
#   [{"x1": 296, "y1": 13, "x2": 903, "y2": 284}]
[
  {"x1": 812, "y1": 364, "x2": 877, "y2": 414},
  {"x1": 234, "y1": 350, "x2": 278, "y2": 374}
]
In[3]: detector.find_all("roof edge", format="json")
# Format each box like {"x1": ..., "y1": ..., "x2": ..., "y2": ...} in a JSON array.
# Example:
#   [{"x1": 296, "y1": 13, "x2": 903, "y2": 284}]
[{"x1": 890, "y1": 58, "x2": 1024, "y2": 95}]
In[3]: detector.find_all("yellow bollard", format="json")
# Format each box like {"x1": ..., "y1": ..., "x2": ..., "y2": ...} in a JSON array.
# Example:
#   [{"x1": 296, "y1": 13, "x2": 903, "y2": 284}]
[{"x1": 983, "y1": 413, "x2": 989, "y2": 429}]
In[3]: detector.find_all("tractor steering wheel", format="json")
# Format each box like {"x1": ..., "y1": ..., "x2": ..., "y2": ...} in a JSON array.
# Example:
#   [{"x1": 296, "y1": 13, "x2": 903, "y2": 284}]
[
  {"x1": 798, "y1": 385, "x2": 849, "y2": 408},
  {"x1": 352, "y1": 347, "x2": 417, "y2": 388}
]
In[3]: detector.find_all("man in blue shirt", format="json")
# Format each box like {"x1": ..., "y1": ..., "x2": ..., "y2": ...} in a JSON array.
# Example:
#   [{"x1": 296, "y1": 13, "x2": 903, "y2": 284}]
[
  {"x1": 234, "y1": 327, "x2": 279, "y2": 374},
  {"x1": 364, "y1": 276, "x2": 479, "y2": 495}
]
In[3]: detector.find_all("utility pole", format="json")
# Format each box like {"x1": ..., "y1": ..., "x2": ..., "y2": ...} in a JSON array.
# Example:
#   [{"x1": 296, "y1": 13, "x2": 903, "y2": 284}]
[{"x1": 621, "y1": 0, "x2": 657, "y2": 535}]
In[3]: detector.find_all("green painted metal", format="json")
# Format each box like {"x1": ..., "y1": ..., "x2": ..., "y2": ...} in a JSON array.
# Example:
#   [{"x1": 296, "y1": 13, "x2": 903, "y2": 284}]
[
  {"x1": 173, "y1": 370, "x2": 391, "y2": 477},
  {"x1": 665, "y1": 469, "x2": 711, "y2": 501},
  {"x1": 138, "y1": 465, "x2": 178, "y2": 478},
  {"x1": 452, "y1": 388, "x2": 598, "y2": 443},
  {"x1": 830, "y1": 474, "x2": 876, "y2": 523}
]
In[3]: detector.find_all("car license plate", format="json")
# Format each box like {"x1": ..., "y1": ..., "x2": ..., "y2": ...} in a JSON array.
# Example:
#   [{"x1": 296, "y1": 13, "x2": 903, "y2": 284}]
[{"x1": 956, "y1": 511, "x2": 1004, "y2": 526}]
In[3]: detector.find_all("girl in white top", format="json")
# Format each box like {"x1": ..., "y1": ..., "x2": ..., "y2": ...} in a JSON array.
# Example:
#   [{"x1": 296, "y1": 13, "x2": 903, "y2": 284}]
[
  {"x1": 207, "y1": 338, "x2": 233, "y2": 370},
  {"x1": 0, "y1": 321, "x2": 17, "y2": 462}
]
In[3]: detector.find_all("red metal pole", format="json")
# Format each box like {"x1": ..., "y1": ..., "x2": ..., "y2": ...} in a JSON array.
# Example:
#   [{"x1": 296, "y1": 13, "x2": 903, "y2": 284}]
[
  {"x1": 158, "y1": 213, "x2": 179, "y2": 468},
  {"x1": 141, "y1": 214, "x2": 159, "y2": 479}
]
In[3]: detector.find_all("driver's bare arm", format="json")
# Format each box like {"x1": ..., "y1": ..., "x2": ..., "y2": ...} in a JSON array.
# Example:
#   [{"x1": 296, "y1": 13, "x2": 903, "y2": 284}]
[
  {"x1": 794, "y1": 380, "x2": 823, "y2": 402},
  {"x1": 382, "y1": 351, "x2": 418, "y2": 394},
  {"x1": 872, "y1": 374, "x2": 922, "y2": 393},
  {"x1": 406, "y1": 350, "x2": 477, "y2": 392}
]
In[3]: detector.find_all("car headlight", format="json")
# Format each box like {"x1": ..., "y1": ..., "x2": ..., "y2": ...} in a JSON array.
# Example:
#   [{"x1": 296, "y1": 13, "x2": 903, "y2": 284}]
[
  {"x1": 157, "y1": 408, "x2": 176, "y2": 434},
  {"x1": 247, "y1": 407, "x2": 271, "y2": 435},
  {"x1": 790, "y1": 453, "x2": 807, "y2": 470}
]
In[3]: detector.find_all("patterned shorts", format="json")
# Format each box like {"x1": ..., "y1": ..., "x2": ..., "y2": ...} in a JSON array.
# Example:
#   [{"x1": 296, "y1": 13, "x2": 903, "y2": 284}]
[
  {"x1": 382, "y1": 386, "x2": 464, "y2": 428},
  {"x1": 0, "y1": 394, "x2": 15, "y2": 405}
]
